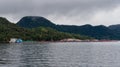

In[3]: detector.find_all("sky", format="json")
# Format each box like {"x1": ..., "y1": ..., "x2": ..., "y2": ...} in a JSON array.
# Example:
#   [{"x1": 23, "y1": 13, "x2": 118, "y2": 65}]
[{"x1": 0, "y1": 0, "x2": 120, "y2": 26}]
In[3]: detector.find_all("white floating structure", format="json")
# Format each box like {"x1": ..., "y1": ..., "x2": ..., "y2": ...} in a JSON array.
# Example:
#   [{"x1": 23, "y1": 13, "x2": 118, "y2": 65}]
[
  {"x1": 9, "y1": 38, "x2": 17, "y2": 43},
  {"x1": 9, "y1": 38, "x2": 23, "y2": 43}
]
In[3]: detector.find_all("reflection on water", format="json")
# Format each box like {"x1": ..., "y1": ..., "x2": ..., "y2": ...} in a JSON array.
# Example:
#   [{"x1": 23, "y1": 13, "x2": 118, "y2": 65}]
[{"x1": 0, "y1": 42, "x2": 120, "y2": 67}]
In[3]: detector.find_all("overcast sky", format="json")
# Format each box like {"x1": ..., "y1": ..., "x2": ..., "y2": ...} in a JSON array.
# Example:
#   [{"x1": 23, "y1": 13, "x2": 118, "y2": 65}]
[{"x1": 0, "y1": 0, "x2": 120, "y2": 26}]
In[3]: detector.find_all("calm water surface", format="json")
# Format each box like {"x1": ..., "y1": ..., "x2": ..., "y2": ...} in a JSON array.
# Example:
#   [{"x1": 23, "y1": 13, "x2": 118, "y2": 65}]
[{"x1": 0, "y1": 42, "x2": 120, "y2": 67}]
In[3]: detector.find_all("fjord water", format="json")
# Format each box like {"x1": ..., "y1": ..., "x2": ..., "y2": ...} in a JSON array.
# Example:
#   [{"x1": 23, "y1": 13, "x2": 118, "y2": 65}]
[{"x1": 0, "y1": 42, "x2": 120, "y2": 67}]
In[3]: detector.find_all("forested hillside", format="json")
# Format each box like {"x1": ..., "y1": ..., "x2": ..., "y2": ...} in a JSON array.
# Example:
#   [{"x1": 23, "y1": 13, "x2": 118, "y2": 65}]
[
  {"x1": 17, "y1": 16, "x2": 120, "y2": 40},
  {"x1": 0, "y1": 17, "x2": 92, "y2": 42}
]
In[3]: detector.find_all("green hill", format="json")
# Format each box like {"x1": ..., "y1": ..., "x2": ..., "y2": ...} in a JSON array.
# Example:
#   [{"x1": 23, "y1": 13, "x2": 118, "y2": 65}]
[
  {"x1": 0, "y1": 17, "x2": 33, "y2": 42},
  {"x1": 17, "y1": 16, "x2": 56, "y2": 28},
  {"x1": 0, "y1": 17, "x2": 92, "y2": 42},
  {"x1": 16, "y1": 16, "x2": 120, "y2": 40}
]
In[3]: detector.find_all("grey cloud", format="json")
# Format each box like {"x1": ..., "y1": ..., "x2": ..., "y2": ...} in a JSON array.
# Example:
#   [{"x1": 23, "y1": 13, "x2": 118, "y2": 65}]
[
  {"x1": 0, "y1": 0, "x2": 119, "y2": 14},
  {"x1": 0, "y1": 0, "x2": 120, "y2": 25}
]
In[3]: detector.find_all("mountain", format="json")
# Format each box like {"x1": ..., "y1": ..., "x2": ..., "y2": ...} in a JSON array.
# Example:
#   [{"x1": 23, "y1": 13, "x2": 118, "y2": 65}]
[
  {"x1": 56, "y1": 25, "x2": 114, "y2": 39},
  {"x1": 17, "y1": 16, "x2": 119, "y2": 40},
  {"x1": 17, "y1": 16, "x2": 56, "y2": 28},
  {"x1": 0, "y1": 17, "x2": 91, "y2": 42},
  {"x1": 0, "y1": 17, "x2": 11, "y2": 24},
  {"x1": 109, "y1": 24, "x2": 120, "y2": 32},
  {"x1": 108, "y1": 24, "x2": 120, "y2": 39},
  {"x1": 109, "y1": 24, "x2": 120, "y2": 29}
]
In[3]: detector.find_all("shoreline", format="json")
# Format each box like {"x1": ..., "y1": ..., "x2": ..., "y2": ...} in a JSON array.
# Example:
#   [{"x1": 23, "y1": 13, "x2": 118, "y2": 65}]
[
  {"x1": 0, "y1": 40, "x2": 120, "y2": 43},
  {"x1": 24, "y1": 40, "x2": 120, "y2": 43}
]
